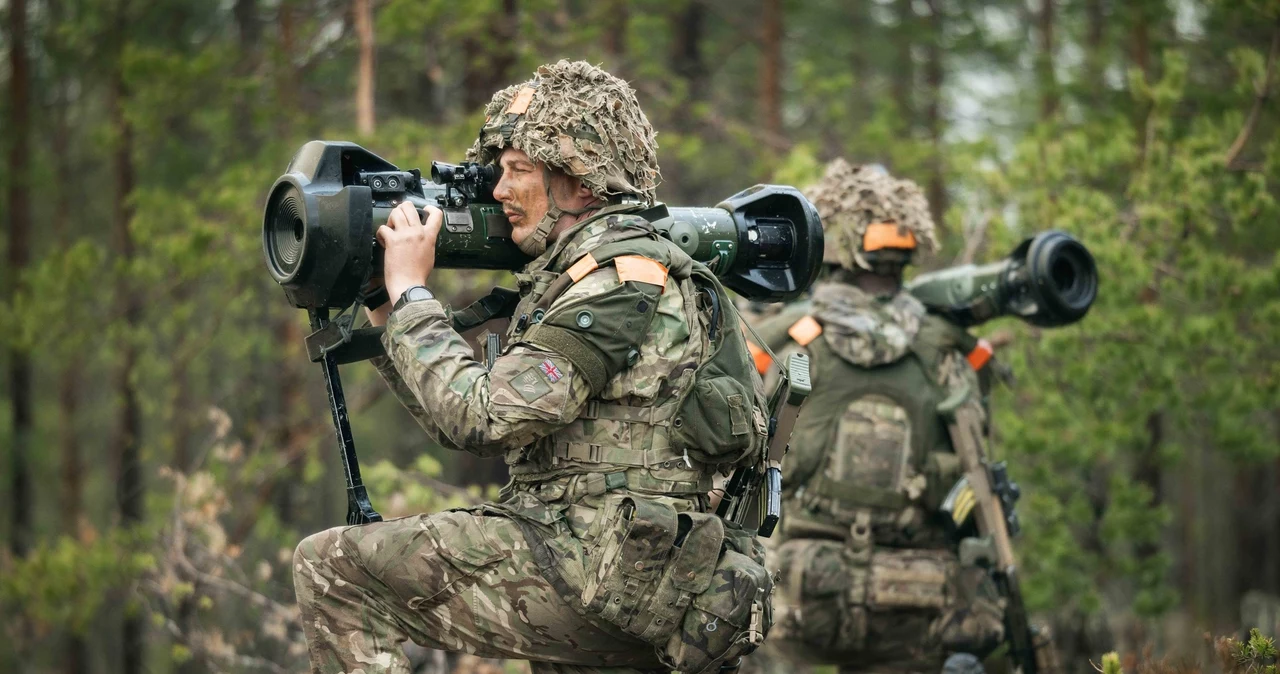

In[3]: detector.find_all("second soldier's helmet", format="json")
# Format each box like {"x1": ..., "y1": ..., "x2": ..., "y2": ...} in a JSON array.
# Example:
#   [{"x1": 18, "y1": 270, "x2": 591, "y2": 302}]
[
  {"x1": 467, "y1": 60, "x2": 661, "y2": 206},
  {"x1": 804, "y1": 158, "x2": 938, "y2": 271}
]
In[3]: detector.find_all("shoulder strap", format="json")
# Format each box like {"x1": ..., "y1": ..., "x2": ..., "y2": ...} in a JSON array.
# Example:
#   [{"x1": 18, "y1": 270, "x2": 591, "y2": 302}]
[{"x1": 533, "y1": 238, "x2": 684, "y2": 315}]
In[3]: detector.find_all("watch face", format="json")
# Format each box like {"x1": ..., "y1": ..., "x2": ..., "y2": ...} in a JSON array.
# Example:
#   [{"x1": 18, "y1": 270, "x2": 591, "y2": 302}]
[{"x1": 406, "y1": 286, "x2": 433, "y2": 302}]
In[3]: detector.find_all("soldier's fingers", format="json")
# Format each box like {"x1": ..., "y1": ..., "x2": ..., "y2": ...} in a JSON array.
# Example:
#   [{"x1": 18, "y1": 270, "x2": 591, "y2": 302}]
[
  {"x1": 421, "y1": 205, "x2": 444, "y2": 239},
  {"x1": 376, "y1": 224, "x2": 393, "y2": 247},
  {"x1": 396, "y1": 201, "x2": 421, "y2": 227}
]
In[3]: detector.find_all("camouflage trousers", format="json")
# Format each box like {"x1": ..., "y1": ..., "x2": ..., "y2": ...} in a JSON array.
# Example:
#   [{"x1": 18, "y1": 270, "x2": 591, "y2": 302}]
[
  {"x1": 293, "y1": 508, "x2": 666, "y2": 674},
  {"x1": 743, "y1": 537, "x2": 1005, "y2": 674}
]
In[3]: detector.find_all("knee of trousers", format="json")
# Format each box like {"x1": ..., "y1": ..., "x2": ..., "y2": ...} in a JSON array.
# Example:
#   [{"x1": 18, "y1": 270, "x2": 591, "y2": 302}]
[{"x1": 293, "y1": 526, "x2": 349, "y2": 601}]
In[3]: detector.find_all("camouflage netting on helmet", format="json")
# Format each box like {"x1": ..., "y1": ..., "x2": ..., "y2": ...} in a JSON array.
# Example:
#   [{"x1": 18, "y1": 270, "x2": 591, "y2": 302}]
[
  {"x1": 468, "y1": 60, "x2": 661, "y2": 204},
  {"x1": 804, "y1": 158, "x2": 938, "y2": 270}
]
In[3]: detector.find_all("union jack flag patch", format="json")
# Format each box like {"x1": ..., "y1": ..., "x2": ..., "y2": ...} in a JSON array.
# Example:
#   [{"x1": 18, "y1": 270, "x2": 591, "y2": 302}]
[{"x1": 539, "y1": 359, "x2": 563, "y2": 383}]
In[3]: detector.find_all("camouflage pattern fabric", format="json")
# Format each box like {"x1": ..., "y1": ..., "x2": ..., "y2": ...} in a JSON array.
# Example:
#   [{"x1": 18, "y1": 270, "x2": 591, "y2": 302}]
[
  {"x1": 468, "y1": 60, "x2": 660, "y2": 205},
  {"x1": 804, "y1": 159, "x2": 937, "y2": 271},
  {"x1": 742, "y1": 278, "x2": 1004, "y2": 674},
  {"x1": 296, "y1": 205, "x2": 769, "y2": 673},
  {"x1": 754, "y1": 538, "x2": 1004, "y2": 674},
  {"x1": 811, "y1": 281, "x2": 925, "y2": 367},
  {"x1": 294, "y1": 507, "x2": 668, "y2": 674}
]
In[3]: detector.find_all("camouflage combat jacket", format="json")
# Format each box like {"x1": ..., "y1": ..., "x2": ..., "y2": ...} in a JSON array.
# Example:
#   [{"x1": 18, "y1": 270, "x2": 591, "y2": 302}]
[
  {"x1": 373, "y1": 204, "x2": 730, "y2": 517},
  {"x1": 753, "y1": 280, "x2": 984, "y2": 550}
]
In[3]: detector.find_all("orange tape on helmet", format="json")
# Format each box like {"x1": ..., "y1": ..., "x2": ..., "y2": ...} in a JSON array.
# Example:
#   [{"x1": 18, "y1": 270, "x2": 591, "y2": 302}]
[{"x1": 863, "y1": 222, "x2": 918, "y2": 252}]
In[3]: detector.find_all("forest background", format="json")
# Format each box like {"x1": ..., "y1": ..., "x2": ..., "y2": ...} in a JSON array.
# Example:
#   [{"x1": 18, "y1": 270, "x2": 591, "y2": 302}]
[{"x1": 2, "y1": 0, "x2": 1280, "y2": 672}]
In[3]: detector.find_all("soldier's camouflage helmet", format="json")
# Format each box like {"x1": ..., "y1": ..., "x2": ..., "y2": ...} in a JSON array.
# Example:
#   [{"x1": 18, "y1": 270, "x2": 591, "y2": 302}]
[
  {"x1": 468, "y1": 60, "x2": 661, "y2": 205},
  {"x1": 804, "y1": 158, "x2": 938, "y2": 271}
]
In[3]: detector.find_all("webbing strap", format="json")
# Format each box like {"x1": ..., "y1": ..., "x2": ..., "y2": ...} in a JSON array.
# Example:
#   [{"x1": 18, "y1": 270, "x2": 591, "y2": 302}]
[
  {"x1": 807, "y1": 474, "x2": 909, "y2": 510},
  {"x1": 580, "y1": 400, "x2": 680, "y2": 426},
  {"x1": 522, "y1": 324, "x2": 609, "y2": 395},
  {"x1": 552, "y1": 441, "x2": 687, "y2": 468},
  {"x1": 450, "y1": 287, "x2": 521, "y2": 332}
]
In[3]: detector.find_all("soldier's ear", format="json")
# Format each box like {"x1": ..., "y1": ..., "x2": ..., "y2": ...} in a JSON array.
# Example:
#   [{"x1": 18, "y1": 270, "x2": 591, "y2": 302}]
[{"x1": 574, "y1": 176, "x2": 592, "y2": 200}]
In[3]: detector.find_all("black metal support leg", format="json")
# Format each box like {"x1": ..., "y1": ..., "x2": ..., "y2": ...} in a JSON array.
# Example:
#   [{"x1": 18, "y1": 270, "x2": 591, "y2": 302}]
[{"x1": 309, "y1": 309, "x2": 382, "y2": 525}]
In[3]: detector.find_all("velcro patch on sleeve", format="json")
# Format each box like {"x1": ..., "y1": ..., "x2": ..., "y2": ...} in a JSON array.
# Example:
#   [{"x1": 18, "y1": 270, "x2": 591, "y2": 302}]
[
  {"x1": 567, "y1": 253, "x2": 599, "y2": 282},
  {"x1": 967, "y1": 338, "x2": 994, "y2": 371},
  {"x1": 510, "y1": 367, "x2": 553, "y2": 403},
  {"x1": 505, "y1": 86, "x2": 537, "y2": 115},
  {"x1": 787, "y1": 315, "x2": 823, "y2": 346},
  {"x1": 614, "y1": 255, "x2": 669, "y2": 290},
  {"x1": 746, "y1": 340, "x2": 772, "y2": 375}
]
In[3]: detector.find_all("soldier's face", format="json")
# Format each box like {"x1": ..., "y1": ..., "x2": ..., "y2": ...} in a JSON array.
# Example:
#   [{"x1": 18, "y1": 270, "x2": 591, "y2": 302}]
[
  {"x1": 493, "y1": 148, "x2": 593, "y2": 246},
  {"x1": 494, "y1": 149, "x2": 548, "y2": 245}
]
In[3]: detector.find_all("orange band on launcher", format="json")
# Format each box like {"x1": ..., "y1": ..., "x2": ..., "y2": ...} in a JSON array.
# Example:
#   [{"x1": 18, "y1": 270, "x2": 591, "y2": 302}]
[
  {"x1": 615, "y1": 256, "x2": 669, "y2": 289},
  {"x1": 967, "y1": 339, "x2": 994, "y2": 371},
  {"x1": 787, "y1": 316, "x2": 823, "y2": 346},
  {"x1": 505, "y1": 86, "x2": 537, "y2": 115},
  {"x1": 747, "y1": 340, "x2": 773, "y2": 375},
  {"x1": 863, "y1": 222, "x2": 918, "y2": 252},
  {"x1": 566, "y1": 253, "x2": 599, "y2": 282}
]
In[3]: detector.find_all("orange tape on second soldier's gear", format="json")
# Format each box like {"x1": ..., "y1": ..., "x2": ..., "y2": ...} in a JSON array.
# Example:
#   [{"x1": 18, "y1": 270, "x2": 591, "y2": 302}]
[
  {"x1": 566, "y1": 253, "x2": 599, "y2": 282},
  {"x1": 787, "y1": 316, "x2": 823, "y2": 346},
  {"x1": 863, "y1": 222, "x2": 918, "y2": 252},
  {"x1": 967, "y1": 339, "x2": 994, "y2": 371},
  {"x1": 615, "y1": 256, "x2": 669, "y2": 290},
  {"x1": 505, "y1": 86, "x2": 537, "y2": 115},
  {"x1": 747, "y1": 340, "x2": 773, "y2": 375}
]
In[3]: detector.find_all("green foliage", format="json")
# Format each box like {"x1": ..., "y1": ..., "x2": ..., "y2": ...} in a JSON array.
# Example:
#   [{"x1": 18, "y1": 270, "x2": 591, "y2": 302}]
[
  {"x1": 2, "y1": 0, "x2": 1278, "y2": 669},
  {"x1": 0, "y1": 530, "x2": 155, "y2": 634}
]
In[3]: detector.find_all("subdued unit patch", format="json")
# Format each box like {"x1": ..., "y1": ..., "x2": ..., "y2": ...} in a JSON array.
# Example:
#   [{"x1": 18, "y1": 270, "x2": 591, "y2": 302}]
[{"x1": 510, "y1": 367, "x2": 553, "y2": 402}]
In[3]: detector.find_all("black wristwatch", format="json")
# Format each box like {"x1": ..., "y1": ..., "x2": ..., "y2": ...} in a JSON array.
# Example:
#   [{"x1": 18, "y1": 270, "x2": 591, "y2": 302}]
[{"x1": 392, "y1": 285, "x2": 435, "y2": 312}]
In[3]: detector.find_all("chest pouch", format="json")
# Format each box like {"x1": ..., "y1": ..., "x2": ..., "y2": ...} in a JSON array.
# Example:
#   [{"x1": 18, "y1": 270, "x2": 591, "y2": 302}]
[
  {"x1": 803, "y1": 393, "x2": 922, "y2": 519},
  {"x1": 669, "y1": 269, "x2": 771, "y2": 467},
  {"x1": 579, "y1": 495, "x2": 774, "y2": 673}
]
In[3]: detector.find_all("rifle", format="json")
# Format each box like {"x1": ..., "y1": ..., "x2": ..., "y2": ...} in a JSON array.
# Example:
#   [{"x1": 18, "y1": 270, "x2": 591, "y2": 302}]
[
  {"x1": 939, "y1": 379, "x2": 1059, "y2": 674},
  {"x1": 716, "y1": 351, "x2": 810, "y2": 537}
]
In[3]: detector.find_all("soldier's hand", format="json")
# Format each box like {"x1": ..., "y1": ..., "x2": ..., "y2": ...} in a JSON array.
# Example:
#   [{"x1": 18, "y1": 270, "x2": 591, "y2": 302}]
[{"x1": 378, "y1": 202, "x2": 443, "y2": 306}]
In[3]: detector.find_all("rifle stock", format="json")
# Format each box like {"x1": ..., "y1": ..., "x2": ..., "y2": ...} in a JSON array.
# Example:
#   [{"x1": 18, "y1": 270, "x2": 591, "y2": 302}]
[{"x1": 940, "y1": 379, "x2": 1057, "y2": 674}]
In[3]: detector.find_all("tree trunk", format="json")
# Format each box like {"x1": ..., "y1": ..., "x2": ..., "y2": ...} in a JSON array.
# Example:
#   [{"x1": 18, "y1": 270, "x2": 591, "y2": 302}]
[
  {"x1": 759, "y1": 0, "x2": 783, "y2": 141},
  {"x1": 110, "y1": 2, "x2": 144, "y2": 671},
  {"x1": 1085, "y1": 0, "x2": 1106, "y2": 100},
  {"x1": 354, "y1": 0, "x2": 376, "y2": 136},
  {"x1": 671, "y1": 0, "x2": 706, "y2": 99},
  {"x1": 1130, "y1": 3, "x2": 1151, "y2": 160},
  {"x1": 602, "y1": 0, "x2": 628, "y2": 64},
  {"x1": 233, "y1": 0, "x2": 260, "y2": 145},
  {"x1": 893, "y1": 0, "x2": 916, "y2": 128},
  {"x1": 1037, "y1": 0, "x2": 1058, "y2": 118},
  {"x1": 848, "y1": 1, "x2": 872, "y2": 128},
  {"x1": 462, "y1": 0, "x2": 518, "y2": 111},
  {"x1": 274, "y1": 316, "x2": 306, "y2": 527},
  {"x1": 924, "y1": 0, "x2": 947, "y2": 236},
  {"x1": 6, "y1": 0, "x2": 33, "y2": 562}
]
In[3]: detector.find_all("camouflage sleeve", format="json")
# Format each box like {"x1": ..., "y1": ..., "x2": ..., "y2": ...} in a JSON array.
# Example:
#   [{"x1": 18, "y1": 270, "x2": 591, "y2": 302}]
[
  {"x1": 379, "y1": 299, "x2": 593, "y2": 458},
  {"x1": 378, "y1": 268, "x2": 662, "y2": 458}
]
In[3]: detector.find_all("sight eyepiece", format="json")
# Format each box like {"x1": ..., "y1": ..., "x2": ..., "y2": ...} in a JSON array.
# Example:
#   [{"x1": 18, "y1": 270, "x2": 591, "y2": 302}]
[
  {"x1": 430, "y1": 161, "x2": 498, "y2": 187},
  {"x1": 906, "y1": 230, "x2": 1098, "y2": 328}
]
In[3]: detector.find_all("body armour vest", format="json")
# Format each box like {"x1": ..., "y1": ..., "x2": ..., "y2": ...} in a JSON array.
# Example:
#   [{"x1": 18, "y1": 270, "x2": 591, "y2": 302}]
[
  {"x1": 497, "y1": 204, "x2": 767, "y2": 504},
  {"x1": 755, "y1": 281, "x2": 981, "y2": 549}
]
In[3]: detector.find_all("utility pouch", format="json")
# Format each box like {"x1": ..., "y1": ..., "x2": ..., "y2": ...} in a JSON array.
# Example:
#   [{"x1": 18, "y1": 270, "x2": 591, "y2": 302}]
[
  {"x1": 670, "y1": 271, "x2": 771, "y2": 467},
  {"x1": 867, "y1": 547, "x2": 950, "y2": 611},
  {"x1": 662, "y1": 519, "x2": 773, "y2": 673},
  {"x1": 773, "y1": 537, "x2": 868, "y2": 654},
  {"x1": 581, "y1": 496, "x2": 774, "y2": 673}
]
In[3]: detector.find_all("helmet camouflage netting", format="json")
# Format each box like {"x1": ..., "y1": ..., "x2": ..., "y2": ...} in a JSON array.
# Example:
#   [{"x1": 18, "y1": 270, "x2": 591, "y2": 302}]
[
  {"x1": 467, "y1": 60, "x2": 661, "y2": 204},
  {"x1": 804, "y1": 158, "x2": 938, "y2": 271}
]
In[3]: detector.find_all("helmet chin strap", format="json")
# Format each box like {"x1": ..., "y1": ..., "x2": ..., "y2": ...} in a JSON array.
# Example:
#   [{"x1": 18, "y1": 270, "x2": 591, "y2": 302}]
[{"x1": 515, "y1": 166, "x2": 600, "y2": 257}]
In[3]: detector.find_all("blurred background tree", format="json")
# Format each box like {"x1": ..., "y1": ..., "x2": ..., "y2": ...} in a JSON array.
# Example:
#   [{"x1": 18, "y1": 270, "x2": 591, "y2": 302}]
[{"x1": 1, "y1": 0, "x2": 1278, "y2": 672}]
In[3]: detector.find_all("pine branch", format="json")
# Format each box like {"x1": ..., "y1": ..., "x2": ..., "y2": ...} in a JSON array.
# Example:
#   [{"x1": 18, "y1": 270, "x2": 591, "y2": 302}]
[{"x1": 1225, "y1": 21, "x2": 1280, "y2": 171}]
